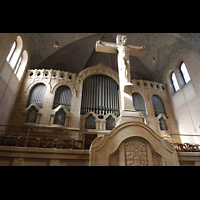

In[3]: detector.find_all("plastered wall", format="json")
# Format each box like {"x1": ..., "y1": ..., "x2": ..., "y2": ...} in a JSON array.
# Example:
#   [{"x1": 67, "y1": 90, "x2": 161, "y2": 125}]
[{"x1": 163, "y1": 50, "x2": 200, "y2": 144}]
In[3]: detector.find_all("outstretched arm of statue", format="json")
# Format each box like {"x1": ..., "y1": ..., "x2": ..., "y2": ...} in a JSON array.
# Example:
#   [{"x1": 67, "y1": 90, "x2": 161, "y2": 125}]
[
  {"x1": 128, "y1": 45, "x2": 147, "y2": 58},
  {"x1": 96, "y1": 40, "x2": 118, "y2": 54},
  {"x1": 97, "y1": 40, "x2": 118, "y2": 49}
]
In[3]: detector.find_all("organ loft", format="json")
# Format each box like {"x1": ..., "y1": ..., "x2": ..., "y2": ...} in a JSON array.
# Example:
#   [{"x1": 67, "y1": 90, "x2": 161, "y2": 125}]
[{"x1": 0, "y1": 33, "x2": 200, "y2": 166}]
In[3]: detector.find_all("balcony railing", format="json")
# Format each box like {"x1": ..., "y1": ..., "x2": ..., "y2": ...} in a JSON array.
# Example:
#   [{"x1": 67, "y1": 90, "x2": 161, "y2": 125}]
[
  {"x1": 0, "y1": 125, "x2": 200, "y2": 152},
  {"x1": 0, "y1": 124, "x2": 89, "y2": 150},
  {"x1": 0, "y1": 135, "x2": 83, "y2": 149},
  {"x1": 170, "y1": 133, "x2": 200, "y2": 152}
]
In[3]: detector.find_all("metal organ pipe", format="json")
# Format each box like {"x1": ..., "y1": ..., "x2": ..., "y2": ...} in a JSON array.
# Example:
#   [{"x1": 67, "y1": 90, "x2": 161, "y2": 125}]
[
  {"x1": 80, "y1": 74, "x2": 119, "y2": 117},
  {"x1": 97, "y1": 75, "x2": 99, "y2": 114},
  {"x1": 85, "y1": 78, "x2": 88, "y2": 113},
  {"x1": 91, "y1": 76, "x2": 94, "y2": 112},
  {"x1": 102, "y1": 75, "x2": 104, "y2": 114},
  {"x1": 110, "y1": 78, "x2": 112, "y2": 113}
]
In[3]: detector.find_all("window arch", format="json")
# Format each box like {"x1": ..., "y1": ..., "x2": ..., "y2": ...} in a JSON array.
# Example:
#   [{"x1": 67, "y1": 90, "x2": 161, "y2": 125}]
[
  {"x1": 6, "y1": 40, "x2": 17, "y2": 63},
  {"x1": 8, "y1": 36, "x2": 23, "y2": 70},
  {"x1": 171, "y1": 72, "x2": 180, "y2": 92},
  {"x1": 81, "y1": 74, "x2": 119, "y2": 116},
  {"x1": 159, "y1": 117, "x2": 168, "y2": 131},
  {"x1": 180, "y1": 62, "x2": 191, "y2": 84},
  {"x1": 132, "y1": 93, "x2": 146, "y2": 116},
  {"x1": 15, "y1": 50, "x2": 28, "y2": 80},
  {"x1": 54, "y1": 108, "x2": 66, "y2": 125},
  {"x1": 106, "y1": 115, "x2": 116, "y2": 130},
  {"x1": 152, "y1": 95, "x2": 167, "y2": 118},
  {"x1": 52, "y1": 86, "x2": 72, "y2": 111},
  {"x1": 26, "y1": 106, "x2": 38, "y2": 123},
  {"x1": 85, "y1": 114, "x2": 96, "y2": 129},
  {"x1": 6, "y1": 36, "x2": 28, "y2": 81},
  {"x1": 26, "y1": 83, "x2": 47, "y2": 109}
]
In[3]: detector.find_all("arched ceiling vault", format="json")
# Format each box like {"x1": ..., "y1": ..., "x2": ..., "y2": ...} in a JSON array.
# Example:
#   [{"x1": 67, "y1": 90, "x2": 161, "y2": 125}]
[{"x1": 26, "y1": 33, "x2": 200, "y2": 83}]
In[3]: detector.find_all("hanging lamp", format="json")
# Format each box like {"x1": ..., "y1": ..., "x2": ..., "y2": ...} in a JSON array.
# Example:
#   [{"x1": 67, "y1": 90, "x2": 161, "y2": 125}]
[{"x1": 54, "y1": 33, "x2": 60, "y2": 48}]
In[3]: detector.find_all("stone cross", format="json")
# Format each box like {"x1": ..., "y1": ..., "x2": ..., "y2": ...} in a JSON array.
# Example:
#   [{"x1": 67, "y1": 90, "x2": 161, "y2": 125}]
[{"x1": 95, "y1": 34, "x2": 147, "y2": 114}]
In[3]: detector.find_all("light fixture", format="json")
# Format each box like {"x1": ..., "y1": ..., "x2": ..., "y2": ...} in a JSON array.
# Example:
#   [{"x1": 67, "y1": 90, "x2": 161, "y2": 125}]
[
  {"x1": 151, "y1": 57, "x2": 156, "y2": 63},
  {"x1": 54, "y1": 41, "x2": 59, "y2": 48},
  {"x1": 54, "y1": 33, "x2": 60, "y2": 48},
  {"x1": 146, "y1": 34, "x2": 156, "y2": 64}
]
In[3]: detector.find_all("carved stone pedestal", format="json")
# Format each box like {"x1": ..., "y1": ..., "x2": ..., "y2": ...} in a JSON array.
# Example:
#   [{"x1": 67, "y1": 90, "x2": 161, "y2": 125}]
[{"x1": 89, "y1": 121, "x2": 179, "y2": 166}]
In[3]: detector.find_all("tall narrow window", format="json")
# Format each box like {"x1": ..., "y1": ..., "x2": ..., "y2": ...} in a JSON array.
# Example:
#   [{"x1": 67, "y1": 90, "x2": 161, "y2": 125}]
[
  {"x1": 53, "y1": 86, "x2": 72, "y2": 111},
  {"x1": 6, "y1": 36, "x2": 27, "y2": 81},
  {"x1": 152, "y1": 95, "x2": 167, "y2": 118},
  {"x1": 14, "y1": 56, "x2": 22, "y2": 74},
  {"x1": 16, "y1": 50, "x2": 28, "y2": 80},
  {"x1": 180, "y1": 62, "x2": 191, "y2": 84},
  {"x1": 26, "y1": 84, "x2": 47, "y2": 108},
  {"x1": 132, "y1": 93, "x2": 146, "y2": 116},
  {"x1": 6, "y1": 40, "x2": 17, "y2": 62},
  {"x1": 9, "y1": 36, "x2": 23, "y2": 70},
  {"x1": 81, "y1": 74, "x2": 119, "y2": 116},
  {"x1": 171, "y1": 72, "x2": 180, "y2": 92}
]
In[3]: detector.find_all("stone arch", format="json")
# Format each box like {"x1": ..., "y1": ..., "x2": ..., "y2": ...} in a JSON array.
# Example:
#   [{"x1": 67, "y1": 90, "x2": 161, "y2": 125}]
[
  {"x1": 151, "y1": 94, "x2": 167, "y2": 118},
  {"x1": 25, "y1": 80, "x2": 50, "y2": 94},
  {"x1": 26, "y1": 83, "x2": 47, "y2": 109},
  {"x1": 76, "y1": 63, "x2": 119, "y2": 84},
  {"x1": 51, "y1": 82, "x2": 76, "y2": 96},
  {"x1": 132, "y1": 92, "x2": 147, "y2": 116}
]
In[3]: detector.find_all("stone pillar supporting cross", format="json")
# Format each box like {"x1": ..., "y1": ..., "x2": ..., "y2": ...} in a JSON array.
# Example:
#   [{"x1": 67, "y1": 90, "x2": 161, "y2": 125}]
[{"x1": 96, "y1": 34, "x2": 147, "y2": 124}]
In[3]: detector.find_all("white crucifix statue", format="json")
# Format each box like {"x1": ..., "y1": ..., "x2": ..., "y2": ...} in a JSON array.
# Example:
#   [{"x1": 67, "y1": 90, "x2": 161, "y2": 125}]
[{"x1": 95, "y1": 34, "x2": 147, "y2": 121}]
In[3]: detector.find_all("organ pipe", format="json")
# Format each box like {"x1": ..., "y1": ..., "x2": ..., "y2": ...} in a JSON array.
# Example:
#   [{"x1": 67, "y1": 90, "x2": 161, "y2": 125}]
[{"x1": 81, "y1": 74, "x2": 119, "y2": 116}]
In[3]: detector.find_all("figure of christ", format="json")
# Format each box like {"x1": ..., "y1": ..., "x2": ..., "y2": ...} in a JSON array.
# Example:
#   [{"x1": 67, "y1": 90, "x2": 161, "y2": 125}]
[{"x1": 96, "y1": 34, "x2": 147, "y2": 89}]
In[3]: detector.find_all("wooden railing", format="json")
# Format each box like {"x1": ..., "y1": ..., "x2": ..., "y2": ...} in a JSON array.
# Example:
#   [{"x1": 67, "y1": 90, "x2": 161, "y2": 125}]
[
  {"x1": 1, "y1": 125, "x2": 200, "y2": 152},
  {"x1": 170, "y1": 133, "x2": 200, "y2": 152},
  {"x1": 0, "y1": 135, "x2": 83, "y2": 149},
  {"x1": 174, "y1": 143, "x2": 200, "y2": 152},
  {"x1": 0, "y1": 124, "x2": 88, "y2": 150}
]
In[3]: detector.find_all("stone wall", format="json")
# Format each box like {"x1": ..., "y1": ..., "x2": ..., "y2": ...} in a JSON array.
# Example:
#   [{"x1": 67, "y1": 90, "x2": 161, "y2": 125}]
[
  {"x1": 0, "y1": 33, "x2": 30, "y2": 126},
  {"x1": 0, "y1": 146, "x2": 89, "y2": 166},
  {"x1": 163, "y1": 50, "x2": 200, "y2": 144},
  {"x1": 9, "y1": 63, "x2": 179, "y2": 143}
]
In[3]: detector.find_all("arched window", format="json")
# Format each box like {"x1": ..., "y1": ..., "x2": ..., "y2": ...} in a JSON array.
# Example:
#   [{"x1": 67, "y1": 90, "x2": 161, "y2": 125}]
[
  {"x1": 53, "y1": 86, "x2": 72, "y2": 111},
  {"x1": 180, "y1": 62, "x2": 191, "y2": 84},
  {"x1": 54, "y1": 108, "x2": 66, "y2": 125},
  {"x1": 6, "y1": 36, "x2": 28, "y2": 81},
  {"x1": 132, "y1": 93, "x2": 146, "y2": 116},
  {"x1": 85, "y1": 114, "x2": 96, "y2": 129},
  {"x1": 15, "y1": 50, "x2": 28, "y2": 80},
  {"x1": 171, "y1": 72, "x2": 179, "y2": 92},
  {"x1": 8, "y1": 36, "x2": 23, "y2": 70},
  {"x1": 26, "y1": 106, "x2": 38, "y2": 123},
  {"x1": 6, "y1": 40, "x2": 17, "y2": 62},
  {"x1": 152, "y1": 95, "x2": 167, "y2": 118},
  {"x1": 81, "y1": 74, "x2": 119, "y2": 116},
  {"x1": 159, "y1": 117, "x2": 168, "y2": 130},
  {"x1": 26, "y1": 84, "x2": 47, "y2": 109},
  {"x1": 106, "y1": 116, "x2": 116, "y2": 130}
]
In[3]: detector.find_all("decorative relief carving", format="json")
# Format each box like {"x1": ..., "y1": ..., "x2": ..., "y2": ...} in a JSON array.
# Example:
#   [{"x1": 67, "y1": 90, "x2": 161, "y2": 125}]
[{"x1": 125, "y1": 139, "x2": 148, "y2": 166}]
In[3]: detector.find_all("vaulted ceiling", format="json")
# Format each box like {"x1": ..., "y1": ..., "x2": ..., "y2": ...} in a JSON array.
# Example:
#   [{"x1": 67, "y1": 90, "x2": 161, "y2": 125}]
[{"x1": 26, "y1": 33, "x2": 200, "y2": 83}]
